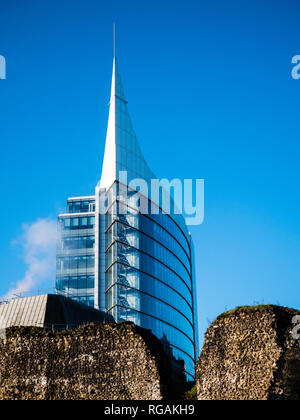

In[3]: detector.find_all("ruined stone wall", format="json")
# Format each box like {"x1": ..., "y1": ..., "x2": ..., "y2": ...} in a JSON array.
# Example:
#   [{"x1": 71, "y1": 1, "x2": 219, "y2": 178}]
[
  {"x1": 196, "y1": 305, "x2": 300, "y2": 400},
  {"x1": 0, "y1": 322, "x2": 173, "y2": 400}
]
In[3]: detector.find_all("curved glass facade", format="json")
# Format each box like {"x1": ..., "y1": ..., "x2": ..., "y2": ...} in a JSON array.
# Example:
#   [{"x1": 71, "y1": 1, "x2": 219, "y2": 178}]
[
  {"x1": 56, "y1": 54, "x2": 198, "y2": 381},
  {"x1": 104, "y1": 186, "x2": 196, "y2": 380}
]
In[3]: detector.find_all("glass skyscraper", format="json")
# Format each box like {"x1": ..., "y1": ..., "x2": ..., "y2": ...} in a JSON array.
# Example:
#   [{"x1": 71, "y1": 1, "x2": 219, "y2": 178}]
[{"x1": 56, "y1": 52, "x2": 198, "y2": 380}]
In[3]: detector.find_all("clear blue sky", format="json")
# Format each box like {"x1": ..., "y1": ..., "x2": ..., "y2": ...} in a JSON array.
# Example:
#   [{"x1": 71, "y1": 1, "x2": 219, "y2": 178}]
[{"x1": 0, "y1": 0, "x2": 300, "y2": 347}]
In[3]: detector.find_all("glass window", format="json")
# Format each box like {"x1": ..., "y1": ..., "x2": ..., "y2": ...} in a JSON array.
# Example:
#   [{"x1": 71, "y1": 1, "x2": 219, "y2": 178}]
[
  {"x1": 87, "y1": 296, "x2": 94, "y2": 307},
  {"x1": 69, "y1": 276, "x2": 78, "y2": 296},
  {"x1": 81, "y1": 201, "x2": 90, "y2": 212},
  {"x1": 73, "y1": 202, "x2": 81, "y2": 213},
  {"x1": 71, "y1": 218, "x2": 79, "y2": 227},
  {"x1": 86, "y1": 236, "x2": 95, "y2": 249},
  {"x1": 80, "y1": 217, "x2": 88, "y2": 227},
  {"x1": 78, "y1": 256, "x2": 86, "y2": 270},
  {"x1": 87, "y1": 255, "x2": 95, "y2": 269},
  {"x1": 88, "y1": 216, "x2": 95, "y2": 228},
  {"x1": 87, "y1": 275, "x2": 95, "y2": 289},
  {"x1": 78, "y1": 276, "x2": 87, "y2": 290},
  {"x1": 67, "y1": 202, "x2": 73, "y2": 213},
  {"x1": 64, "y1": 218, "x2": 70, "y2": 228},
  {"x1": 69, "y1": 257, "x2": 77, "y2": 270}
]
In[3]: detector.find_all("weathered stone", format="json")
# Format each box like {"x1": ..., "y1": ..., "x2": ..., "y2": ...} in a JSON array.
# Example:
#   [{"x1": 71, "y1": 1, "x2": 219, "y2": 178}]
[
  {"x1": 0, "y1": 322, "x2": 174, "y2": 400},
  {"x1": 196, "y1": 305, "x2": 300, "y2": 400}
]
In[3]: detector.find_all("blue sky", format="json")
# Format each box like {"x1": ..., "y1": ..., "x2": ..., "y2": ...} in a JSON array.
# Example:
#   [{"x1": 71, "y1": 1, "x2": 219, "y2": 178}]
[{"x1": 0, "y1": 0, "x2": 300, "y2": 347}]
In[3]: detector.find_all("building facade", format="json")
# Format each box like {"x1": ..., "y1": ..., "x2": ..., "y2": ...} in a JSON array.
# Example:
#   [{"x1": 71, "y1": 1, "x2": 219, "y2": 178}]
[{"x1": 56, "y1": 55, "x2": 198, "y2": 380}]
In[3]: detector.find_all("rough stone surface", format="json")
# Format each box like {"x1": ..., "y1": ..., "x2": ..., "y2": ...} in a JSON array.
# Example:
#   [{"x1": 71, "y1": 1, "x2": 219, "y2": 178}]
[
  {"x1": 196, "y1": 305, "x2": 300, "y2": 400},
  {"x1": 0, "y1": 322, "x2": 174, "y2": 400}
]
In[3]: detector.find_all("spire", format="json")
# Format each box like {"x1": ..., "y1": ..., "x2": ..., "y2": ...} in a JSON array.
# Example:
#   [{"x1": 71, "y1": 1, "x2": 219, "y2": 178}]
[
  {"x1": 99, "y1": 55, "x2": 117, "y2": 189},
  {"x1": 99, "y1": 27, "x2": 154, "y2": 190}
]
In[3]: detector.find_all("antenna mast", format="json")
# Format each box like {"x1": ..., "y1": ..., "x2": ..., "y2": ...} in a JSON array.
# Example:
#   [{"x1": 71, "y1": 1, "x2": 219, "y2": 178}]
[{"x1": 113, "y1": 23, "x2": 116, "y2": 59}]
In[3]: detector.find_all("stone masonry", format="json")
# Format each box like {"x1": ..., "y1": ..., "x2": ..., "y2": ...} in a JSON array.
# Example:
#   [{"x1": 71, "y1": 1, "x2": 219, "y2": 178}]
[
  {"x1": 196, "y1": 305, "x2": 300, "y2": 400},
  {"x1": 0, "y1": 322, "x2": 174, "y2": 400}
]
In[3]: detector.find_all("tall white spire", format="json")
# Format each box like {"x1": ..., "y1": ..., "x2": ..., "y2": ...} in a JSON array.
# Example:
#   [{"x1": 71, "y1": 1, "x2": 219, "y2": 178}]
[
  {"x1": 99, "y1": 57, "x2": 117, "y2": 189},
  {"x1": 99, "y1": 26, "x2": 154, "y2": 190}
]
